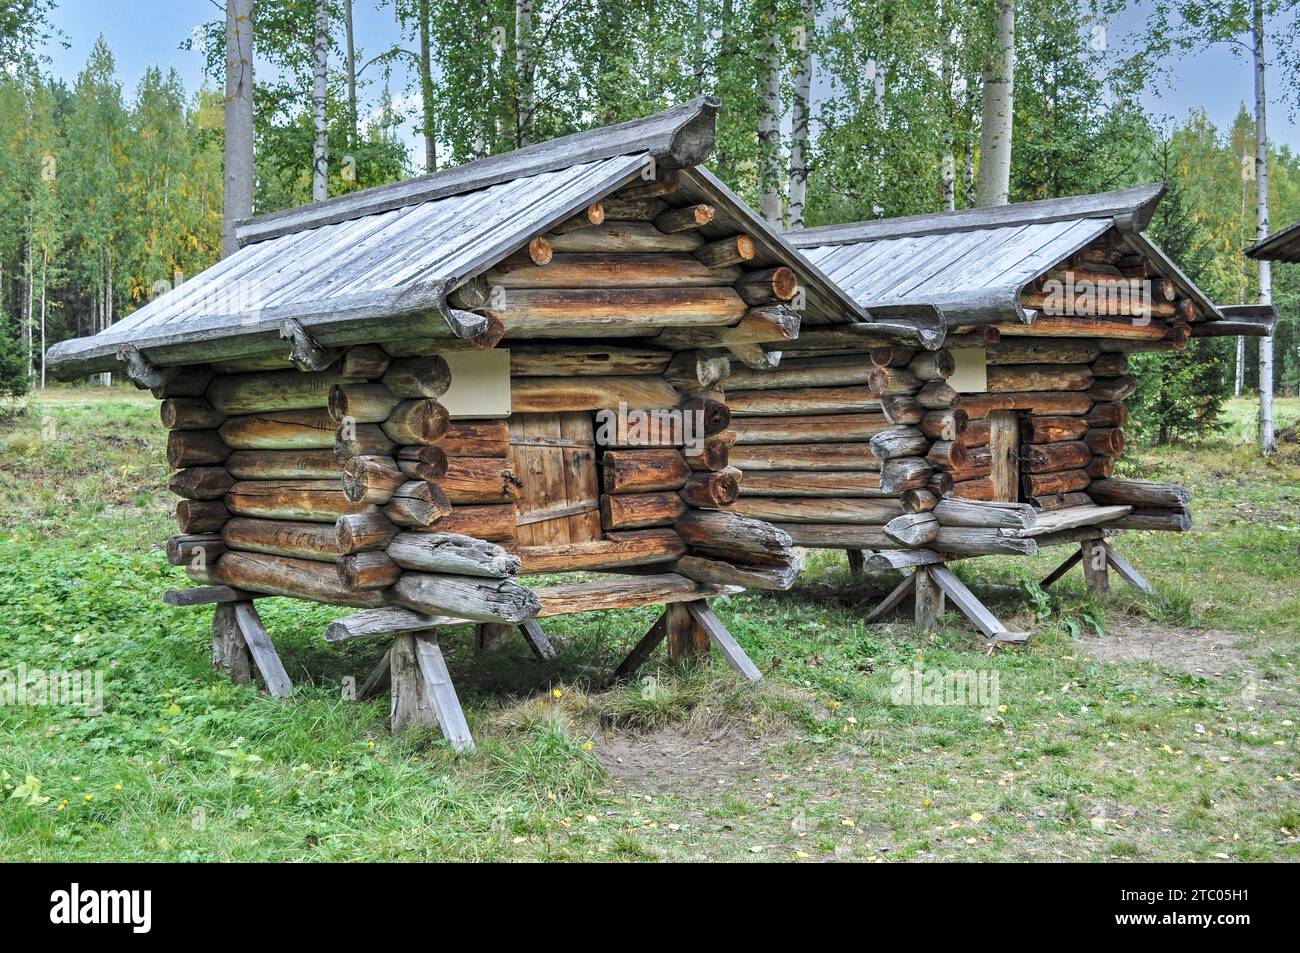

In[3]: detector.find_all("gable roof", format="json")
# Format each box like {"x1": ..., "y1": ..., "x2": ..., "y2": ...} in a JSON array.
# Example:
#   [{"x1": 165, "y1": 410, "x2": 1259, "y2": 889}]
[
  {"x1": 785, "y1": 184, "x2": 1255, "y2": 332},
  {"x1": 1245, "y1": 219, "x2": 1300, "y2": 263},
  {"x1": 48, "y1": 98, "x2": 879, "y2": 379}
]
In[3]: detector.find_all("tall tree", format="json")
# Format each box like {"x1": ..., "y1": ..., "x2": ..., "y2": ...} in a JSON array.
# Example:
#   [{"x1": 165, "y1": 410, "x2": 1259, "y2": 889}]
[
  {"x1": 224, "y1": 0, "x2": 255, "y2": 256},
  {"x1": 312, "y1": 0, "x2": 329, "y2": 202},
  {"x1": 515, "y1": 0, "x2": 535, "y2": 146},
  {"x1": 787, "y1": 0, "x2": 815, "y2": 229},
  {"x1": 1252, "y1": 0, "x2": 1274, "y2": 452},
  {"x1": 976, "y1": 0, "x2": 1015, "y2": 206},
  {"x1": 343, "y1": 0, "x2": 357, "y2": 147},
  {"x1": 757, "y1": 3, "x2": 783, "y2": 224}
]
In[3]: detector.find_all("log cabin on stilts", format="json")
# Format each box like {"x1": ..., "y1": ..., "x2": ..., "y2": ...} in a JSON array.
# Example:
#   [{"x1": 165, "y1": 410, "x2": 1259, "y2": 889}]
[
  {"x1": 45, "y1": 98, "x2": 932, "y2": 751},
  {"x1": 772, "y1": 186, "x2": 1277, "y2": 641}
]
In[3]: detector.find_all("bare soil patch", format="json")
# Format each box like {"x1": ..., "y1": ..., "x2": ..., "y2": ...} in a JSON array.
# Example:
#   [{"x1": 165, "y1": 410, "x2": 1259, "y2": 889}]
[
  {"x1": 595, "y1": 725, "x2": 792, "y2": 795},
  {"x1": 1076, "y1": 621, "x2": 1248, "y2": 677}
]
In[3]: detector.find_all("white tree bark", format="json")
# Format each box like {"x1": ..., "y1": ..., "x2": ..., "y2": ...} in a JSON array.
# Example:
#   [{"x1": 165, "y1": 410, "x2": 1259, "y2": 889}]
[
  {"x1": 223, "y1": 0, "x2": 255, "y2": 257},
  {"x1": 344, "y1": 0, "x2": 357, "y2": 147},
  {"x1": 39, "y1": 255, "x2": 46, "y2": 390},
  {"x1": 1253, "y1": 0, "x2": 1275, "y2": 453},
  {"x1": 787, "y1": 0, "x2": 815, "y2": 229},
  {"x1": 418, "y1": 0, "x2": 436, "y2": 171},
  {"x1": 976, "y1": 0, "x2": 1014, "y2": 207},
  {"x1": 758, "y1": 9, "x2": 783, "y2": 225},
  {"x1": 940, "y1": 9, "x2": 956, "y2": 212},
  {"x1": 1235, "y1": 333, "x2": 1245, "y2": 397},
  {"x1": 515, "y1": 0, "x2": 534, "y2": 146},
  {"x1": 312, "y1": 0, "x2": 329, "y2": 204}
]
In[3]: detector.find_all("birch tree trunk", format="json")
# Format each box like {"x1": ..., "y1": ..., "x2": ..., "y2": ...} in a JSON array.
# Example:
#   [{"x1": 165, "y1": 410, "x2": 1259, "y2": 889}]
[
  {"x1": 312, "y1": 0, "x2": 329, "y2": 203},
  {"x1": 515, "y1": 0, "x2": 534, "y2": 146},
  {"x1": 418, "y1": 0, "x2": 436, "y2": 171},
  {"x1": 223, "y1": 0, "x2": 255, "y2": 258},
  {"x1": 787, "y1": 0, "x2": 815, "y2": 229},
  {"x1": 344, "y1": 0, "x2": 357, "y2": 148},
  {"x1": 1234, "y1": 334, "x2": 1244, "y2": 397},
  {"x1": 939, "y1": 3, "x2": 956, "y2": 212},
  {"x1": 976, "y1": 0, "x2": 1014, "y2": 207},
  {"x1": 1253, "y1": 0, "x2": 1275, "y2": 454},
  {"x1": 39, "y1": 256, "x2": 46, "y2": 390},
  {"x1": 758, "y1": 8, "x2": 783, "y2": 225}
]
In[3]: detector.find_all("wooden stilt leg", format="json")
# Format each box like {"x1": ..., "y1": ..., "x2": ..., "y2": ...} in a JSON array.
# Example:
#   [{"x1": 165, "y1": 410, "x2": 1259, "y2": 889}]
[
  {"x1": 865, "y1": 570, "x2": 917, "y2": 623},
  {"x1": 927, "y1": 564, "x2": 1029, "y2": 643},
  {"x1": 476, "y1": 623, "x2": 514, "y2": 652},
  {"x1": 390, "y1": 633, "x2": 435, "y2": 733},
  {"x1": 1102, "y1": 543, "x2": 1154, "y2": 594},
  {"x1": 518, "y1": 618, "x2": 557, "y2": 660},
  {"x1": 1040, "y1": 550, "x2": 1082, "y2": 589},
  {"x1": 666, "y1": 601, "x2": 710, "y2": 666},
  {"x1": 846, "y1": 549, "x2": 866, "y2": 581},
  {"x1": 1080, "y1": 540, "x2": 1110, "y2": 595},
  {"x1": 231, "y1": 602, "x2": 292, "y2": 698},
  {"x1": 211, "y1": 603, "x2": 251, "y2": 685},
  {"x1": 685, "y1": 601, "x2": 761, "y2": 681},
  {"x1": 914, "y1": 567, "x2": 946, "y2": 632},
  {"x1": 357, "y1": 649, "x2": 391, "y2": 702},
  {"x1": 612, "y1": 611, "x2": 670, "y2": 682},
  {"x1": 413, "y1": 633, "x2": 475, "y2": 753}
]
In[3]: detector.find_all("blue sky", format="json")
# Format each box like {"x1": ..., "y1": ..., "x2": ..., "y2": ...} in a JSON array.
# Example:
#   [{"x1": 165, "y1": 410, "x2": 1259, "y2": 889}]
[{"x1": 41, "y1": 0, "x2": 1300, "y2": 165}]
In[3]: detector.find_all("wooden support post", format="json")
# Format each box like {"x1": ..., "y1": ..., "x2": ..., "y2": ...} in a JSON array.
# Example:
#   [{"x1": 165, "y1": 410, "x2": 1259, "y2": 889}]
[
  {"x1": 357, "y1": 649, "x2": 392, "y2": 702},
  {"x1": 1102, "y1": 543, "x2": 1154, "y2": 594},
  {"x1": 231, "y1": 602, "x2": 293, "y2": 698},
  {"x1": 389, "y1": 633, "x2": 436, "y2": 733},
  {"x1": 665, "y1": 601, "x2": 710, "y2": 666},
  {"x1": 914, "y1": 567, "x2": 946, "y2": 631},
  {"x1": 926, "y1": 564, "x2": 1029, "y2": 643},
  {"x1": 476, "y1": 622, "x2": 515, "y2": 653},
  {"x1": 413, "y1": 633, "x2": 475, "y2": 753},
  {"x1": 864, "y1": 570, "x2": 917, "y2": 623},
  {"x1": 612, "y1": 611, "x2": 670, "y2": 682},
  {"x1": 685, "y1": 601, "x2": 761, "y2": 681},
  {"x1": 1040, "y1": 550, "x2": 1082, "y2": 589},
  {"x1": 211, "y1": 603, "x2": 251, "y2": 685},
  {"x1": 518, "y1": 618, "x2": 557, "y2": 660},
  {"x1": 1080, "y1": 539, "x2": 1110, "y2": 595},
  {"x1": 846, "y1": 548, "x2": 866, "y2": 581}
]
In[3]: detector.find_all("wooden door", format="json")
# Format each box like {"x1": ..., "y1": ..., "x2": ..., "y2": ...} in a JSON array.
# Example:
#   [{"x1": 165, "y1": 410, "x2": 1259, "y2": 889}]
[
  {"x1": 988, "y1": 410, "x2": 1021, "y2": 503},
  {"x1": 508, "y1": 412, "x2": 602, "y2": 545}
]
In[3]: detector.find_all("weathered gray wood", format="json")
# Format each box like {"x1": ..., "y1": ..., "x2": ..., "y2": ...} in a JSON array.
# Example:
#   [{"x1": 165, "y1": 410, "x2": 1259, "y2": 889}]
[
  {"x1": 864, "y1": 570, "x2": 917, "y2": 623},
  {"x1": 926, "y1": 564, "x2": 1029, "y2": 642},
  {"x1": 672, "y1": 553, "x2": 800, "y2": 591},
  {"x1": 211, "y1": 603, "x2": 252, "y2": 684},
  {"x1": 1020, "y1": 504, "x2": 1131, "y2": 537},
  {"x1": 1039, "y1": 549, "x2": 1082, "y2": 589},
  {"x1": 386, "y1": 532, "x2": 520, "y2": 577},
  {"x1": 279, "y1": 317, "x2": 341, "y2": 371},
  {"x1": 412, "y1": 633, "x2": 475, "y2": 752},
  {"x1": 357, "y1": 649, "x2": 392, "y2": 702},
  {"x1": 1102, "y1": 543, "x2": 1155, "y2": 594},
  {"x1": 390, "y1": 634, "x2": 435, "y2": 733},
  {"x1": 232, "y1": 602, "x2": 294, "y2": 699},
  {"x1": 684, "y1": 601, "x2": 761, "y2": 682},
  {"x1": 163, "y1": 585, "x2": 256, "y2": 606},
  {"x1": 518, "y1": 618, "x2": 557, "y2": 660},
  {"x1": 1080, "y1": 539, "x2": 1111, "y2": 594},
  {"x1": 933, "y1": 498, "x2": 1037, "y2": 530},
  {"x1": 913, "y1": 568, "x2": 946, "y2": 631},
  {"x1": 883, "y1": 512, "x2": 940, "y2": 547},
  {"x1": 864, "y1": 548, "x2": 943, "y2": 572},
  {"x1": 611, "y1": 612, "x2": 669, "y2": 682},
  {"x1": 393, "y1": 573, "x2": 541, "y2": 623},
  {"x1": 846, "y1": 549, "x2": 865, "y2": 580},
  {"x1": 324, "y1": 606, "x2": 471, "y2": 642}
]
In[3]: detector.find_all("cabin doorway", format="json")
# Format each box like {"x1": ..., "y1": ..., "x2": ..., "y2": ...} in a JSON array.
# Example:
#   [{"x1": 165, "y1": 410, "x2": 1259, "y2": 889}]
[
  {"x1": 508, "y1": 412, "x2": 602, "y2": 545},
  {"x1": 987, "y1": 410, "x2": 1021, "y2": 503}
]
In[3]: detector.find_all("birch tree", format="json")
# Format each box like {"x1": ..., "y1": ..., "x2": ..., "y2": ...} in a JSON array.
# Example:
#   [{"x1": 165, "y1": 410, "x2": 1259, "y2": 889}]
[
  {"x1": 223, "y1": 0, "x2": 254, "y2": 256},
  {"x1": 312, "y1": 0, "x2": 329, "y2": 203},
  {"x1": 344, "y1": 0, "x2": 357, "y2": 148},
  {"x1": 787, "y1": 0, "x2": 815, "y2": 229},
  {"x1": 757, "y1": 4, "x2": 784, "y2": 225},
  {"x1": 515, "y1": 0, "x2": 535, "y2": 146},
  {"x1": 1252, "y1": 0, "x2": 1274, "y2": 452},
  {"x1": 976, "y1": 0, "x2": 1014, "y2": 207}
]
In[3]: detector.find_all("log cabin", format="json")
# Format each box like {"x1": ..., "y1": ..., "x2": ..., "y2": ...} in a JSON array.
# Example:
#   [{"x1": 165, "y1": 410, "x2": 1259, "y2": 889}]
[
  {"x1": 772, "y1": 185, "x2": 1278, "y2": 640},
  {"x1": 1246, "y1": 219, "x2": 1300, "y2": 263},
  {"x1": 45, "y1": 98, "x2": 935, "y2": 750}
]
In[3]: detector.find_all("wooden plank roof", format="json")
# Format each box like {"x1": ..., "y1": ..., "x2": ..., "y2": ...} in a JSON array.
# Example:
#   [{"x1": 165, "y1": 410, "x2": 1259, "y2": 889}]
[{"x1": 1246, "y1": 219, "x2": 1300, "y2": 263}]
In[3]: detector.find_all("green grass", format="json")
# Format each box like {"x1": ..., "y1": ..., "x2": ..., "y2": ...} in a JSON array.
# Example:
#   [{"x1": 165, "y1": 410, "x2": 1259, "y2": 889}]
[{"x1": 0, "y1": 388, "x2": 1296, "y2": 862}]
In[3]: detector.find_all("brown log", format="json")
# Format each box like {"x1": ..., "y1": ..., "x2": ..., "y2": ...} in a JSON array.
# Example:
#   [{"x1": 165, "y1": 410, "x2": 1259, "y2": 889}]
[
  {"x1": 492, "y1": 236, "x2": 555, "y2": 266},
  {"x1": 336, "y1": 344, "x2": 392, "y2": 378},
  {"x1": 664, "y1": 351, "x2": 730, "y2": 392},
  {"x1": 327, "y1": 382, "x2": 402, "y2": 423},
  {"x1": 395, "y1": 444, "x2": 450, "y2": 481},
  {"x1": 226, "y1": 480, "x2": 371, "y2": 523},
  {"x1": 672, "y1": 553, "x2": 799, "y2": 592},
  {"x1": 1085, "y1": 456, "x2": 1115, "y2": 479},
  {"x1": 335, "y1": 512, "x2": 401, "y2": 554},
  {"x1": 169, "y1": 467, "x2": 236, "y2": 500},
  {"x1": 729, "y1": 442, "x2": 881, "y2": 471},
  {"x1": 686, "y1": 433, "x2": 734, "y2": 472},
  {"x1": 226, "y1": 449, "x2": 343, "y2": 480},
  {"x1": 441, "y1": 457, "x2": 522, "y2": 503},
  {"x1": 511, "y1": 375, "x2": 680, "y2": 412},
  {"x1": 908, "y1": 349, "x2": 955, "y2": 381},
  {"x1": 987, "y1": 339, "x2": 1099, "y2": 365},
  {"x1": 334, "y1": 423, "x2": 398, "y2": 460},
  {"x1": 1022, "y1": 440, "x2": 1091, "y2": 474},
  {"x1": 679, "y1": 397, "x2": 731, "y2": 436},
  {"x1": 679, "y1": 467, "x2": 741, "y2": 509},
  {"x1": 176, "y1": 499, "x2": 230, "y2": 533},
  {"x1": 490, "y1": 287, "x2": 747, "y2": 335},
  {"x1": 730, "y1": 497, "x2": 903, "y2": 524},
  {"x1": 494, "y1": 255, "x2": 739, "y2": 292},
  {"x1": 338, "y1": 551, "x2": 402, "y2": 590},
  {"x1": 916, "y1": 381, "x2": 958, "y2": 409},
  {"x1": 383, "y1": 481, "x2": 453, "y2": 528},
  {"x1": 549, "y1": 204, "x2": 605, "y2": 234},
  {"x1": 901, "y1": 488, "x2": 939, "y2": 513},
  {"x1": 220, "y1": 408, "x2": 338, "y2": 449},
  {"x1": 884, "y1": 512, "x2": 941, "y2": 547},
  {"x1": 547, "y1": 222, "x2": 701, "y2": 254},
  {"x1": 385, "y1": 531, "x2": 519, "y2": 577},
  {"x1": 167, "y1": 533, "x2": 227, "y2": 567},
  {"x1": 963, "y1": 418, "x2": 991, "y2": 447},
  {"x1": 1085, "y1": 428, "x2": 1124, "y2": 456},
  {"x1": 151, "y1": 366, "x2": 212, "y2": 399},
  {"x1": 927, "y1": 471, "x2": 955, "y2": 496},
  {"x1": 167, "y1": 429, "x2": 229, "y2": 468},
  {"x1": 381, "y1": 399, "x2": 450, "y2": 444},
  {"x1": 223, "y1": 517, "x2": 341, "y2": 562},
  {"x1": 600, "y1": 196, "x2": 668, "y2": 221},
  {"x1": 675, "y1": 509, "x2": 793, "y2": 561},
  {"x1": 727, "y1": 385, "x2": 881, "y2": 416},
  {"x1": 392, "y1": 572, "x2": 540, "y2": 623},
  {"x1": 694, "y1": 234, "x2": 755, "y2": 268},
  {"x1": 731, "y1": 412, "x2": 891, "y2": 445},
  {"x1": 1020, "y1": 415, "x2": 1088, "y2": 443},
  {"x1": 1087, "y1": 479, "x2": 1189, "y2": 509},
  {"x1": 950, "y1": 477, "x2": 996, "y2": 501},
  {"x1": 933, "y1": 527, "x2": 1038, "y2": 557},
  {"x1": 603, "y1": 448, "x2": 690, "y2": 493},
  {"x1": 1022, "y1": 468, "x2": 1090, "y2": 497},
  {"x1": 738, "y1": 470, "x2": 884, "y2": 497},
  {"x1": 342, "y1": 455, "x2": 407, "y2": 504},
  {"x1": 617, "y1": 170, "x2": 681, "y2": 199},
  {"x1": 724, "y1": 353, "x2": 877, "y2": 390},
  {"x1": 1000, "y1": 314, "x2": 1172, "y2": 341},
  {"x1": 1091, "y1": 352, "x2": 1129, "y2": 377},
  {"x1": 509, "y1": 344, "x2": 672, "y2": 376},
  {"x1": 206, "y1": 370, "x2": 358, "y2": 415},
  {"x1": 654, "y1": 204, "x2": 715, "y2": 233},
  {"x1": 957, "y1": 392, "x2": 1093, "y2": 419},
  {"x1": 216, "y1": 551, "x2": 386, "y2": 608},
  {"x1": 656, "y1": 305, "x2": 801, "y2": 353},
  {"x1": 160, "y1": 398, "x2": 225, "y2": 431},
  {"x1": 778, "y1": 524, "x2": 893, "y2": 549},
  {"x1": 517, "y1": 529, "x2": 686, "y2": 574},
  {"x1": 1087, "y1": 402, "x2": 1128, "y2": 428},
  {"x1": 379, "y1": 356, "x2": 452, "y2": 399},
  {"x1": 426, "y1": 504, "x2": 517, "y2": 542},
  {"x1": 601, "y1": 492, "x2": 688, "y2": 530},
  {"x1": 882, "y1": 396, "x2": 926, "y2": 425},
  {"x1": 926, "y1": 439, "x2": 969, "y2": 470},
  {"x1": 920, "y1": 409, "x2": 968, "y2": 440},
  {"x1": 436, "y1": 420, "x2": 511, "y2": 457},
  {"x1": 866, "y1": 366, "x2": 923, "y2": 397},
  {"x1": 1088, "y1": 375, "x2": 1137, "y2": 402},
  {"x1": 734, "y1": 267, "x2": 799, "y2": 306},
  {"x1": 986, "y1": 364, "x2": 1093, "y2": 393},
  {"x1": 1110, "y1": 508, "x2": 1192, "y2": 532}
]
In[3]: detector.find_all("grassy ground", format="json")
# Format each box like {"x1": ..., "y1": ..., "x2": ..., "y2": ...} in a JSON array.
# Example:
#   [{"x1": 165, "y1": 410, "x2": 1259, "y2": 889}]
[{"x1": 0, "y1": 387, "x2": 1296, "y2": 862}]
